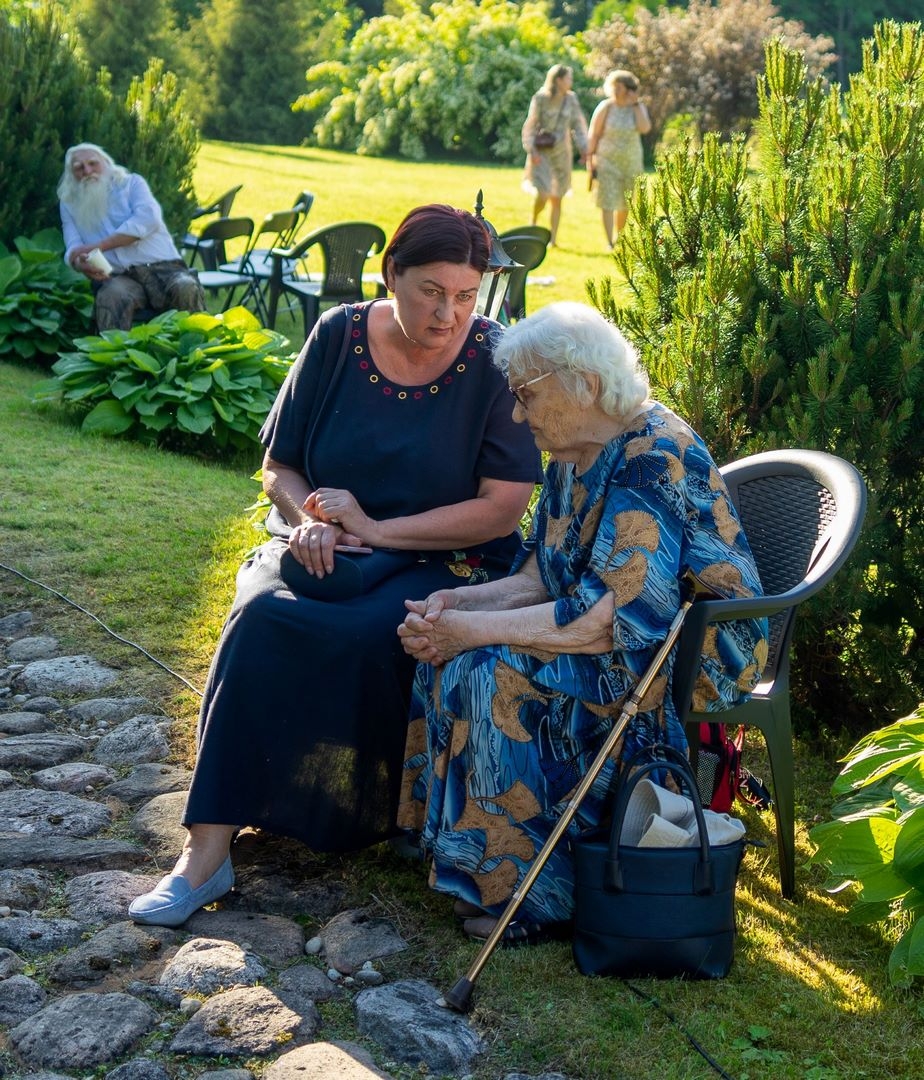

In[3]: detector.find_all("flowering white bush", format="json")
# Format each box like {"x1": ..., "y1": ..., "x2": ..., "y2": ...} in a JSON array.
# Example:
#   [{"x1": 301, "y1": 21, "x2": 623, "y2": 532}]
[
  {"x1": 296, "y1": 0, "x2": 580, "y2": 161},
  {"x1": 584, "y1": 0, "x2": 836, "y2": 152}
]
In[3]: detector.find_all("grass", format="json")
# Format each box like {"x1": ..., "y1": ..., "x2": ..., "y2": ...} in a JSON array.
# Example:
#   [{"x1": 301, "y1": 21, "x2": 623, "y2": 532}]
[
  {"x1": 1, "y1": 142, "x2": 921, "y2": 1078},
  {"x1": 192, "y1": 140, "x2": 622, "y2": 315}
]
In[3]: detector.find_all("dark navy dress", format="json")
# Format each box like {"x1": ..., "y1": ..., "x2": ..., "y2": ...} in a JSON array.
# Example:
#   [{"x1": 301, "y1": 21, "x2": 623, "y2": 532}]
[{"x1": 183, "y1": 301, "x2": 541, "y2": 851}]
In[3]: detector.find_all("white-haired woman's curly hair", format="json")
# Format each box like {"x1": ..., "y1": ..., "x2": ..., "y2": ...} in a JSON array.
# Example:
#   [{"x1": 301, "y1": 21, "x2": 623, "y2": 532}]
[{"x1": 492, "y1": 301, "x2": 649, "y2": 419}]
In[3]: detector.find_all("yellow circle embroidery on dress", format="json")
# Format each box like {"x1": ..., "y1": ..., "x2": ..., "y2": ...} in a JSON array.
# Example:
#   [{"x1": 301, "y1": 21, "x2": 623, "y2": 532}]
[
  {"x1": 369, "y1": 374, "x2": 379, "y2": 383},
  {"x1": 474, "y1": 333, "x2": 485, "y2": 342},
  {"x1": 456, "y1": 364, "x2": 466, "y2": 372},
  {"x1": 398, "y1": 391, "x2": 407, "y2": 399},
  {"x1": 429, "y1": 385, "x2": 439, "y2": 394}
]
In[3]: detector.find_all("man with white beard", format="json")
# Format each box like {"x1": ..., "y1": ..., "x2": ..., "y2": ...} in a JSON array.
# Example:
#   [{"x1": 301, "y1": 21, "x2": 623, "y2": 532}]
[{"x1": 58, "y1": 143, "x2": 206, "y2": 331}]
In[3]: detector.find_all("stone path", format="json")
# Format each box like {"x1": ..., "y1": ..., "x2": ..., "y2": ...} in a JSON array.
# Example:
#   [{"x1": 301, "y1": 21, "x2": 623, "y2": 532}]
[{"x1": 0, "y1": 608, "x2": 572, "y2": 1080}]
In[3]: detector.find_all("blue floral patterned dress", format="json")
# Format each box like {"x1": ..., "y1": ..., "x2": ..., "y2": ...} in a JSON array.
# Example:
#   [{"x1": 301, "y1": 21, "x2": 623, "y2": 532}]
[{"x1": 399, "y1": 402, "x2": 768, "y2": 924}]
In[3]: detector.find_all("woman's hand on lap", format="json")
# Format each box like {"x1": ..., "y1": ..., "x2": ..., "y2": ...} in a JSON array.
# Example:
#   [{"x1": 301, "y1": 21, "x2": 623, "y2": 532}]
[{"x1": 307, "y1": 488, "x2": 375, "y2": 543}]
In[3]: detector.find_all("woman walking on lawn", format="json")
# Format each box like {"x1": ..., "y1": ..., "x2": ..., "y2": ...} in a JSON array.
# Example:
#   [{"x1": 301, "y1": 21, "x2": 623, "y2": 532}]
[
  {"x1": 128, "y1": 204, "x2": 541, "y2": 927},
  {"x1": 521, "y1": 64, "x2": 588, "y2": 248}
]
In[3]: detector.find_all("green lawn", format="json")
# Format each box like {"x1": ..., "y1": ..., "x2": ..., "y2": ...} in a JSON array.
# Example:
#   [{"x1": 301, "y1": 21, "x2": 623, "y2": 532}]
[
  {"x1": 0, "y1": 143, "x2": 921, "y2": 1079},
  {"x1": 192, "y1": 141, "x2": 622, "y2": 316}
]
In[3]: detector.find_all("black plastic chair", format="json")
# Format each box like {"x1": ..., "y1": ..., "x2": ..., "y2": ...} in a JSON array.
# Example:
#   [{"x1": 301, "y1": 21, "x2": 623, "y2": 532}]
[
  {"x1": 671, "y1": 449, "x2": 867, "y2": 899},
  {"x1": 266, "y1": 221, "x2": 387, "y2": 335},
  {"x1": 500, "y1": 224, "x2": 552, "y2": 246},
  {"x1": 181, "y1": 185, "x2": 243, "y2": 269},
  {"x1": 221, "y1": 208, "x2": 302, "y2": 305},
  {"x1": 194, "y1": 217, "x2": 260, "y2": 315},
  {"x1": 497, "y1": 234, "x2": 550, "y2": 322}
]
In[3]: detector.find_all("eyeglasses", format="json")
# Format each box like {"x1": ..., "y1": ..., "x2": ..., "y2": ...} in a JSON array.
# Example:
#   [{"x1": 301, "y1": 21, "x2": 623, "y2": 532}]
[{"x1": 509, "y1": 371, "x2": 553, "y2": 407}]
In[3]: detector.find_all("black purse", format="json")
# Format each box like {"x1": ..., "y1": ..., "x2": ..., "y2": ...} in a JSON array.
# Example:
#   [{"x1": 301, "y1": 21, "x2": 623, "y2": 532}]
[
  {"x1": 265, "y1": 504, "x2": 419, "y2": 602},
  {"x1": 572, "y1": 744, "x2": 746, "y2": 980}
]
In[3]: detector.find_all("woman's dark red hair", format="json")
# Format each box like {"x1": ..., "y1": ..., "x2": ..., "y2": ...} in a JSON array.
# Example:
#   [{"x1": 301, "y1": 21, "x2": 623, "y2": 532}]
[{"x1": 382, "y1": 204, "x2": 490, "y2": 279}]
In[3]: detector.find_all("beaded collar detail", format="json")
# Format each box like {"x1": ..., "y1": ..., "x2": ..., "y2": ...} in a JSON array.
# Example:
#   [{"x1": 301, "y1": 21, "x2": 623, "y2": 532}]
[{"x1": 349, "y1": 305, "x2": 492, "y2": 400}]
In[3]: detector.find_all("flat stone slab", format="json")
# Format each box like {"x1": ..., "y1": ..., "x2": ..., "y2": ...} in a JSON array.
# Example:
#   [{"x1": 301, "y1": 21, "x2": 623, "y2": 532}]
[
  {"x1": 93, "y1": 715, "x2": 171, "y2": 766},
  {"x1": 0, "y1": 916, "x2": 86, "y2": 955},
  {"x1": 0, "y1": 610, "x2": 33, "y2": 637},
  {"x1": 0, "y1": 974, "x2": 47, "y2": 1026},
  {"x1": 169, "y1": 985, "x2": 315, "y2": 1056},
  {"x1": 0, "y1": 733, "x2": 89, "y2": 769},
  {"x1": 31, "y1": 761, "x2": 117, "y2": 793},
  {"x1": 0, "y1": 788, "x2": 112, "y2": 838},
  {"x1": 265, "y1": 1042, "x2": 395, "y2": 1079},
  {"x1": 15, "y1": 655, "x2": 119, "y2": 696},
  {"x1": 0, "y1": 836, "x2": 147, "y2": 871},
  {"x1": 102, "y1": 763, "x2": 191, "y2": 805},
  {"x1": 320, "y1": 908, "x2": 408, "y2": 974},
  {"x1": 6, "y1": 636, "x2": 59, "y2": 662},
  {"x1": 0, "y1": 711, "x2": 54, "y2": 735},
  {"x1": 66, "y1": 696, "x2": 155, "y2": 725},
  {"x1": 183, "y1": 910, "x2": 305, "y2": 965},
  {"x1": 0, "y1": 868, "x2": 54, "y2": 910},
  {"x1": 47, "y1": 921, "x2": 176, "y2": 988},
  {"x1": 160, "y1": 937, "x2": 268, "y2": 995},
  {"x1": 8, "y1": 991, "x2": 158, "y2": 1068},
  {"x1": 354, "y1": 979, "x2": 485, "y2": 1075},
  {"x1": 65, "y1": 869, "x2": 162, "y2": 924}
]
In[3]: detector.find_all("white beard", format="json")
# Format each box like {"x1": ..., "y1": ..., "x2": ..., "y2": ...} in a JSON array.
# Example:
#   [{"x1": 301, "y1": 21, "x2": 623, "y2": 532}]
[{"x1": 68, "y1": 174, "x2": 113, "y2": 235}]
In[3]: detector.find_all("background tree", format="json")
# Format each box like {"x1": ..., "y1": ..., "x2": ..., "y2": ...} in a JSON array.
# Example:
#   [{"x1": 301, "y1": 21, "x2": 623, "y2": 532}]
[
  {"x1": 0, "y1": 1, "x2": 199, "y2": 244},
  {"x1": 69, "y1": 0, "x2": 178, "y2": 96},
  {"x1": 588, "y1": 22, "x2": 924, "y2": 732},
  {"x1": 297, "y1": 0, "x2": 584, "y2": 161},
  {"x1": 181, "y1": 0, "x2": 315, "y2": 144},
  {"x1": 584, "y1": 0, "x2": 835, "y2": 153},
  {"x1": 775, "y1": 0, "x2": 921, "y2": 85}
]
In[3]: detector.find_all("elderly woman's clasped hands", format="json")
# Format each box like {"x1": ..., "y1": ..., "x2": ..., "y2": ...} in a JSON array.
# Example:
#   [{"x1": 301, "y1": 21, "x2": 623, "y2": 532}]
[{"x1": 399, "y1": 592, "x2": 467, "y2": 666}]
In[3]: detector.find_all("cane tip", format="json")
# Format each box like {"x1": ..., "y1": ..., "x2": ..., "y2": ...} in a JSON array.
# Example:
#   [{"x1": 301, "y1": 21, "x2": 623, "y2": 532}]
[{"x1": 440, "y1": 978, "x2": 475, "y2": 1012}]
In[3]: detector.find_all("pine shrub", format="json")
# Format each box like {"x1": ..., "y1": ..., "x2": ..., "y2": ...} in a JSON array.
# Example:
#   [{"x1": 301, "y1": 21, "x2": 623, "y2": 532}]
[{"x1": 589, "y1": 22, "x2": 924, "y2": 732}]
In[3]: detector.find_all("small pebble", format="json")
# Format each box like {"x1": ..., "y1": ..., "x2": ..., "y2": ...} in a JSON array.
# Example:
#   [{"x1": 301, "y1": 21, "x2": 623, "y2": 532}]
[
  {"x1": 305, "y1": 936, "x2": 323, "y2": 955},
  {"x1": 0, "y1": 906, "x2": 11, "y2": 918},
  {"x1": 180, "y1": 997, "x2": 202, "y2": 1016},
  {"x1": 326, "y1": 968, "x2": 342, "y2": 982}
]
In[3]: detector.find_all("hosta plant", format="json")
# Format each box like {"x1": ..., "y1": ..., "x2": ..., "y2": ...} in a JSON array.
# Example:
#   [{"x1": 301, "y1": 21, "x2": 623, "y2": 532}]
[
  {"x1": 808, "y1": 706, "x2": 924, "y2": 987},
  {"x1": 32, "y1": 307, "x2": 293, "y2": 454},
  {"x1": 0, "y1": 228, "x2": 93, "y2": 364}
]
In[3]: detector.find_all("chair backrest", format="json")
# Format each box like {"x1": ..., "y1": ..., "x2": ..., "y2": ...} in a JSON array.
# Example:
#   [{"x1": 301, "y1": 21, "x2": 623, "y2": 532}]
[
  {"x1": 295, "y1": 222, "x2": 388, "y2": 299},
  {"x1": 723, "y1": 449, "x2": 866, "y2": 680},
  {"x1": 191, "y1": 184, "x2": 243, "y2": 221},
  {"x1": 196, "y1": 216, "x2": 255, "y2": 268},
  {"x1": 497, "y1": 235, "x2": 549, "y2": 321},
  {"x1": 500, "y1": 224, "x2": 552, "y2": 246},
  {"x1": 285, "y1": 191, "x2": 315, "y2": 245},
  {"x1": 671, "y1": 448, "x2": 867, "y2": 712},
  {"x1": 255, "y1": 208, "x2": 301, "y2": 250}
]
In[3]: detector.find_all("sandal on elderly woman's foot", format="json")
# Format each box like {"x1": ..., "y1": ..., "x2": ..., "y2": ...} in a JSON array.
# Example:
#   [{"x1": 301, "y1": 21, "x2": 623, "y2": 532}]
[{"x1": 462, "y1": 915, "x2": 569, "y2": 947}]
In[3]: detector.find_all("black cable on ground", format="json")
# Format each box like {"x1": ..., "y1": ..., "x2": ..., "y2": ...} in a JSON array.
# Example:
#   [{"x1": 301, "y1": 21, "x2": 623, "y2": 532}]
[
  {"x1": 0, "y1": 561, "x2": 203, "y2": 697},
  {"x1": 625, "y1": 981, "x2": 737, "y2": 1080}
]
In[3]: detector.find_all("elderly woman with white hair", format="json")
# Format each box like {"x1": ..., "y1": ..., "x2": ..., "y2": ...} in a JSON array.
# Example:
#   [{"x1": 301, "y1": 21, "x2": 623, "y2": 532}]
[{"x1": 397, "y1": 301, "x2": 767, "y2": 945}]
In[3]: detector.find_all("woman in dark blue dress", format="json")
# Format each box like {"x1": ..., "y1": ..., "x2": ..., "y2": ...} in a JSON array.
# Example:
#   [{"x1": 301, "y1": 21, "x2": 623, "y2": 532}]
[{"x1": 129, "y1": 205, "x2": 541, "y2": 927}]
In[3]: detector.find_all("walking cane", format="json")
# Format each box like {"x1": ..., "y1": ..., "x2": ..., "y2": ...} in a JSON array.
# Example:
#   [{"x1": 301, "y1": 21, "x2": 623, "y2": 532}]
[{"x1": 441, "y1": 567, "x2": 720, "y2": 1013}]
